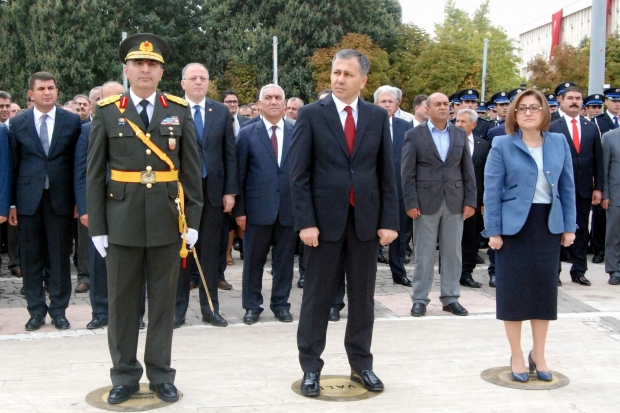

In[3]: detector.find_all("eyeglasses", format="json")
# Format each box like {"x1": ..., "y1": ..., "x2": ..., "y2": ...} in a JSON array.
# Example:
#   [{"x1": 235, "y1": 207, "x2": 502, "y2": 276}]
[
  {"x1": 223, "y1": 100, "x2": 238, "y2": 105},
  {"x1": 515, "y1": 105, "x2": 542, "y2": 114}
]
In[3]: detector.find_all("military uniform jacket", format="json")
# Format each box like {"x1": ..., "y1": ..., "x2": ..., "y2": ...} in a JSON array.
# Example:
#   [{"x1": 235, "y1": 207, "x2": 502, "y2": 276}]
[{"x1": 86, "y1": 92, "x2": 203, "y2": 247}]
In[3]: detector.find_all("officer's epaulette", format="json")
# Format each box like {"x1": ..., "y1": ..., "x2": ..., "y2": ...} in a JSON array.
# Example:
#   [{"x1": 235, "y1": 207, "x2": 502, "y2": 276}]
[
  {"x1": 163, "y1": 94, "x2": 188, "y2": 107},
  {"x1": 98, "y1": 94, "x2": 122, "y2": 107}
]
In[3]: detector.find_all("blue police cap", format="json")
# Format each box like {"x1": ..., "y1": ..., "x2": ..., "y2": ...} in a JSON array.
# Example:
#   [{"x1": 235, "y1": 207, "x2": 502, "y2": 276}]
[
  {"x1": 508, "y1": 88, "x2": 525, "y2": 101},
  {"x1": 491, "y1": 91, "x2": 509, "y2": 104},
  {"x1": 584, "y1": 94, "x2": 604, "y2": 106},
  {"x1": 554, "y1": 82, "x2": 577, "y2": 97},
  {"x1": 476, "y1": 102, "x2": 486, "y2": 113},
  {"x1": 457, "y1": 89, "x2": 480, "y2": 101},
  {"x1": 449, "y1": 93, "x2": 460, "y2": 104},
  {"x1": 485, "y1": 101, "x2": 495, "y2": 110},
  {"x1": 603, "y1": 87, "x2": 620, "y2": 101},
  {"x1": 546, "y1": 94, "x2": 558, "y2": 106}
]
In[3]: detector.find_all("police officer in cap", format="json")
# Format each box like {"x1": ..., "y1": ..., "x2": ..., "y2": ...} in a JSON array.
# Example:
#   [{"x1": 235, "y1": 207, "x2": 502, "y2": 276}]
[
  {"x1": 546, "y1": 94, "x2": 559, "y2": 116},
  {"x1": 486, "y1": 101, "x2": 496, "y2": 121},
  {"x1": 584, "y1": 94, "x2": 604, "y2": 120},
  {"x1": 449, "y1": 93, "x2": 460, "y2": 120},
  {"x1": 451, "y1": 89, "x2": 490, "y2": 138},
  {"x1": 476, "y1": 102, "x2": 487, "y2": 118},
  {"x1": 87, "y1": 33, "x2": 203, "y2": 404},
  {"x1": 553, "y1": 82, "x2": 578, "y2": 121}
]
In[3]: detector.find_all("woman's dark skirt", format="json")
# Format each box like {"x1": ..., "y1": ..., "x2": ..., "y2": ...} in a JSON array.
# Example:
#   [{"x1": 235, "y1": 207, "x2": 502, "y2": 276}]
[{"x1": 496, "y1": 203, "x2": 561, "y2": 321}]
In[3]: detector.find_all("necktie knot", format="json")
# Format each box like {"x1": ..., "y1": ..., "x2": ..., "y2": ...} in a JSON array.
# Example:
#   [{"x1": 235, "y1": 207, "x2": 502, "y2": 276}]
[
  {"x1": 272, "y1": 125, "x2": 277, "y2": 133},
  {"x1": 615, "y1": 116, "x2": 618, "y2": 122},
  {"x1": 344, "y1": 106, "x2": 353, "y2": 115},
  {"x1": 194, "y1": 104, "x2": 201, "y2": 111},
  {"x1": 571, "y1": 118, "x2": 577, "y2": 125},
  {"x1": 140, "y1": 100, "x2": 149, "y2": 110}
]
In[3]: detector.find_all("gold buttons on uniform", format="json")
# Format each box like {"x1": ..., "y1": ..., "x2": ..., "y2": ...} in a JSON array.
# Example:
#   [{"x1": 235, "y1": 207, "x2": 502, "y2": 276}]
[
  {"x1": 110, "y1": 194, "x2": 114, "y2": 198},
  {"x1": 146, "y1": 133, "x2": 151, "y2": 138},
  {"x1": 168, "y1": 127, "x2": 173, "y2": 131},
  {"x1": 146, "y1": 183, "x2": 152, "y2": 189},
  {"x1": 118, "y1": 133, "x2": 123, "y2": 137},
  {"x1": 146, "y1": 166, "x2": 152, "y2": 172},
  {"x1": 146, "y1": 149, "x2": 152, "y2": 155}
]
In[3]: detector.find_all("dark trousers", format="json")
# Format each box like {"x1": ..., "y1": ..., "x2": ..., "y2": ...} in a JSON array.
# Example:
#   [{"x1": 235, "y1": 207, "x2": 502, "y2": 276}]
[
  {"x1": 19, "y1": 191, "x2": 73, "y2": 318},
  {"x1": 564, "y1": 195, "x2": 591, "y2": 277},
  {"x1": 77, "y1": 220, "x2": 89, "y2": 284},
  {"x1": 8, "y1": 222, "x2": 20, "y2": 271},
  {"x1": 88, "y1": 238, "x2": 108, "y2": 318},
  {"x1": 591, "y1": 204, "x2": 606, "y2": 254},
  {"x1": 217, "y1": 214, "x2": 231, "y2": 282},
  {"x1": 388, "y1": 199, "x2": 408, "y2": 279},
  {"x1": 242, "y1": 219, "x2": 295, "y2": 311},
  {"x1": 106, "y1": 241, "x2": 180, "y2": 386},
  {"x1": 297, "y1": 207, "x2": 379, "y2": 373},
  {"x1": 176, "y1": 178, "x2": 225, "y2": 319},
  {"x1": 461, "y1": 206, "x2": 482, "y2": 279}
]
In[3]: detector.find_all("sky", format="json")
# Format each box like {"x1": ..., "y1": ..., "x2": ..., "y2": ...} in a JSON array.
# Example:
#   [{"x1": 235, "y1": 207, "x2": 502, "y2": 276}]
[{"x1": 399, "y1": 0, "x2": 583, "y2": 40}]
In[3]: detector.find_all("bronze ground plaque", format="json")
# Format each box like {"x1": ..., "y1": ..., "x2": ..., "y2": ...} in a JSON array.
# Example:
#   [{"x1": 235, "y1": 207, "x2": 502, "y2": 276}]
[
  {"x1": 291, "y1": 375, "x2": 382, "y2": 401},
  {"x1": 85, "y1": 383, "x2": 182, "y2": 411},
  {"x1": 481, "y1": 367, "x2": 569, "y2": 390}
]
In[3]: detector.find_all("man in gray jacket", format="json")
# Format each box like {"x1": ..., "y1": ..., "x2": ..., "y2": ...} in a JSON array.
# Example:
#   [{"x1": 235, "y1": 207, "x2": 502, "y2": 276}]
[{"x1": 602, "y1": 128, "x2": 620, "y2": 285}]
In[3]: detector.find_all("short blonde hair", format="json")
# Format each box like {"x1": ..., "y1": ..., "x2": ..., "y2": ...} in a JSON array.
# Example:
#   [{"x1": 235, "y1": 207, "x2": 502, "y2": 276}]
[{"x1": 505, "y1": 89, "x2": 551, "y2": 135}]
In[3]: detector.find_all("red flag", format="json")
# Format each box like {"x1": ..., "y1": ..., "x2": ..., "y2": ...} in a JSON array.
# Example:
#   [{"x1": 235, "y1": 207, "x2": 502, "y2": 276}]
[
  {"x1": 607, "y1": 0, "x2": 613, "y2": 34},
  {"x1": 550, "y1": 9, "x2": 563, "y2": 62}
]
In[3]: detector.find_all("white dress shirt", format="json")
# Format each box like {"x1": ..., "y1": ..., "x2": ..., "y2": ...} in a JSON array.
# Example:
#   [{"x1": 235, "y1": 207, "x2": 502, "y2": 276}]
[
  {"x1": 467, "y1": 133, "x2": 475, "y2": 156},
  {"x1": 233, "y1": 114, "x2": 243, "y2": 137},
  {"x1": 332, "y1": 94, "x2": 359, "y2": 128},
  {"x1": 129, "y1": 89, "x2": 156, "y2": 122},
  {"x1": 563, "y1": 112, "x2": 581, "y2": 144},
  {"x1": 389, "y1": 116, "x2": 393, "y2": 141},
  {"x1": 607, "y1": 110, "x2": 619, "y2": 124},
  {"x1": 33, "y1": 105, "x2": 56, "y2": 145},
  {"x1": 263, "y1": 117, "x2": 285, "y2": 166}
]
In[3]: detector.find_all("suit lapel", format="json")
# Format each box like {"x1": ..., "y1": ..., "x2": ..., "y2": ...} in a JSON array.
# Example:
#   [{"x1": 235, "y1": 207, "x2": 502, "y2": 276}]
[
  {"x1": 559, "y1": 117, "x2": 578, "y2": 156},
  {"x1": 444, "y1": 124, "x2": 458, "y2": 160},
  {"x1": 392, "y1": 122, "x2": 403, "y2": 158},
  {"x1": 320, "y1": 96, "x2": 350, "y2": 159},
  {"x1": 47, "y1": 108, "x2": 65, "y2": 156},
  {"x1": 420, "y1": 124, "x2": 443, "y2": 161},
  {"x1": 580, "y1": 118, "x2": 593, "y2": 156},
  {"x1": 25, "y1": 110, "x2": 45, "y2": 157},
  {"x1": 202, "y1": 99, "x2": 214, "y2": 148},
  {"x1": 471, "y1": 137, "x2": 481, "y2": 164},
  {"x1": 281, "y1": 122, "x2": 293, "y2": 166},
  {"x1": 257, "y1": 121, "x2": 278, "y2": 167},
  {"x1": 352, "y1": 100, "x2": 370, "y2": 158},
  {"x1": 148, "y1": 93, "x2": 166, "y2": 133}
]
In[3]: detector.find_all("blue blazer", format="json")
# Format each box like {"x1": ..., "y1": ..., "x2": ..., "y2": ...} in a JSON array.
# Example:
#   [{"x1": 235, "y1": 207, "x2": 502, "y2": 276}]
[
  {"x1": 74, "y1": 122, "x2": 90, "y2": 217},
  {"x1": 486, "y1": 124, "x2": 506, "y2": 144},
  {"x1": 392, "y1": 117, "x2": 413, "y2": 201},
  {"x1": 234, "y1": 119, "x2": 294, "y2": 227},
  {"x1": 482, "y1": 131, "x2": 577, "y2": 237},
  {"x1": 0, "y1": 124, "x2": 12, "y2": 216}
]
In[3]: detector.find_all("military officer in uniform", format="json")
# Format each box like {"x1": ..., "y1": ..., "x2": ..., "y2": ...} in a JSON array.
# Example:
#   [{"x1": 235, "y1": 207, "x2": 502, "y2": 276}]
[{"x1": 86, "y1": 33, "x2": 203, "y2": 405}]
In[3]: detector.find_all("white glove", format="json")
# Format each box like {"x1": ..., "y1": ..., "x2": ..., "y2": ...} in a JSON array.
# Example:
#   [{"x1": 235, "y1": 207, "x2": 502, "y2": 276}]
[
  {"x1": 92, "y1": 235, "x2": 109, "y2": 258},
  {"x1": 182, "y1": 228, "x2": 198, "y2": 249}
]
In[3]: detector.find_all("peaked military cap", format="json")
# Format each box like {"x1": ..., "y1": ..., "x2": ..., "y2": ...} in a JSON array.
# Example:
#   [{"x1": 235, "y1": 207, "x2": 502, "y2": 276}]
[
  {"x1": 457, "y1": 89, "x2": 480, "y2": 101},
  {"x1": 546, "y1": 94, "x2": 559, "y2": 106},
  {"x1": 584, "y1": 94, "x2": 604, "y2": 106},
  {"x1": 449, "y1": 93, "x2": 461, "y2": 104},
  {"x1": 491, "y1": 91, "x2": 509, "y2": 104},
  {"x1": 603, "y1": 87, "x2": 620, "y2": 101},
  {"x1": 554, "y1": 82, "x2": 577, "y2": 97},
  {"x1": 119, "y1": 33, "x2": 170, "y2": 64},
  {"x1": 508, "y1": 88, "x2": 525, "y2": 101}
]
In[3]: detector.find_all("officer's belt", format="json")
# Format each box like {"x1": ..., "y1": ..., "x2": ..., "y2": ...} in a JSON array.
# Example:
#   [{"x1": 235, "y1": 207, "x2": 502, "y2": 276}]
[{"x1": 110, "y1": 170, "x2": 178, "y2": 184}]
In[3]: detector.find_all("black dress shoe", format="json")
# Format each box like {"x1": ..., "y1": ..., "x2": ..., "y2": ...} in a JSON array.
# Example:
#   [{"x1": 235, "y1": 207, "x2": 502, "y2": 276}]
[
  {"x1": 489, "y1": 275, "x2": 496, "y2": 287},
  {"x1": 442, "y1": 302, "x2": 468, "y2": 316},
  {"x1": 273, "y1": 309, "x2": 293, "y2": 322},
  {"x1": 410, "y1": 302, "x2": 426, "y2": 317},
  {"x1": 558, "y1": 277, "x2": 563, "y2": 286},
  {"x1": 476, "y1": 255, "x2": 485, "y2": 264},
  {"x1": 377, "y1": 255, "x2": 388, "y2": 264},
  {"x1": 297, "y1": 276, "x2": 305, "y2": 288},
  {"x1": 243, "y1": 309, "x2": 262, "y2": 324},
  {"x1": 592, "y1": 253, "x2": 604, "y2": 264},
  {"x1": 87, "y1": 317, "x2": 108, "y2": 329},
  {"x1": 149, "y1": 383, "x2": 178, "y2": 403},
  {"x1": 572, "y1": 275, "x2": 591, "y2": 286},
  {"x1": 108, "y1": 384, "x2": 140, "y2": 404},
  {"x1": 173, "y1": 317, "x2": 185, "y2": 329},
  {"x1": 203, "y1": 313, "x2": 228, "y2": 327},
  {"x1": 393, "y1": 275, "x2": 412, "y2": 286},
  {"x1": 25, "y1": 315, "x2": 46, "y2": 331},
  {"x1": 460, "y1": 277, "x2": 482, "y2": 288},
  {"x1": 609, "y1": 273, "x2": 620, "y2": 285},
  {"x1": 139, "y1": 317, "x2": 146, "y2": 329},
  {"x1": 351, "y1": 370, "x2": 384, "y2": 391},
  {"x1": 329, "y1": 308, "x2": 340, "y2": 322},
  {"x1": 300, "y1": 372, "x2": 320, "y2": 397},
  {"x1": 52, "y1": 315, "x2": 71, "y2": 329}
]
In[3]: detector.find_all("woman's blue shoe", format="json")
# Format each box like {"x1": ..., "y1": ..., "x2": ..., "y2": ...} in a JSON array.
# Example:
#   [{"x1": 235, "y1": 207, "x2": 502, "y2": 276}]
[
  {"x1": 528, "y1": 352, "x2": 553, "y2": 381},
  {"x1": 510, "y1": 357, "x2": 529, "y2": 383}
]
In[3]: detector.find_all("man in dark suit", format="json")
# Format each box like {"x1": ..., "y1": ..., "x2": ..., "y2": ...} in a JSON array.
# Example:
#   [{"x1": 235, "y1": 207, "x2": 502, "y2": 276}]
[
  {"x1": 550, "y1": 85, "x2": 603, "y2": 286},
  {"x1": 8, "y1": 71, "x2": 81, "y2": 330},
  {"x1": 0, "y1": 123, "x2": 11, "y2": 290},
  {"x1": 402, "y1": 93, "x2": 477, "y2": 317},
  {"x1": 455, "y1": 109, "x2": 490, "y2": 288},
  {"x1": 234, "y1": 84, "x2": 295, "y2": 324},
  {"x1": 289, "y1": 49, "x2": 399, "y2": 397},
  {"x1": 374, "y1": 85, "x2": 413, "y2": 286},
  {"x1": 87, "y1": 34, "x2": 203, "y2": 404},
  {"x1": 174, "y1": 63, "x2": 237, "y2": 328}
]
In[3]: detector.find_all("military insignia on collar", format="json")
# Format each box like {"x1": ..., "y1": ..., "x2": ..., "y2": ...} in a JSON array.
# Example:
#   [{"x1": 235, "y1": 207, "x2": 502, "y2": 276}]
[
  {"x1": 159, "y1": 95, "x2": 169, "y2": 108},
  {"x1": 168, "y1": 138, "x2": 177, "y2": 150}
]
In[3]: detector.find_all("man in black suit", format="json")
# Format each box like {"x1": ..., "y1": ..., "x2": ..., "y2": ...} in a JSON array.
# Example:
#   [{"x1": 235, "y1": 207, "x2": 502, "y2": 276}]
[
  {"x1": 455, "y1": 109, "x2": 490, "y2": 288},
  {"x1": 175, "y1": 63, "x2": 238, "y2": 328},
  {"x1": 8, "y1": 71, "x2": 81, "y2": 330},
  {"x1": 234, "y1": 84, "x2": 295, "y2": 324},
  {"x1": 289, "y1": 49, "x2": 399, "y2": 397},
  {"x1": 550, "y1": 85, "x2": 603, "y2": 286}
]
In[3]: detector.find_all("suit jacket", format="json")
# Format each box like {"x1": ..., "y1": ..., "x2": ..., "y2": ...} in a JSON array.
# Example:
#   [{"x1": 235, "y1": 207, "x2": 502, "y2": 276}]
[
  {"x1": 288, "y1": 95, "x2": 399, "y2": 242},
  {"x1": 486, "y1": 124, "x2": 506, "y2": 143},
  {"x1": 74, "y1": 122, "x2": 90, "y2": 216},
  {"x1": 602, "y1": 128, "x2": 620, "y2": 207},
  {"x1": 240, "y1": 115, "x2": 261, "y2": 129},
  {"x1": 193, "y1": 98, "x2": 238, "y2": 207},
  {"x1": 594, "y1": 112, "x2": 618, "y2": 137},
  {"x1": 482, "y1": 131, "x2": 577, "y2": 237},
  {"x1": 551, "y1": 111, "x2": 561, "y2": 122},
  {"x1": 549, "y1": 116, "x2": 603, "y2": 199},
  {"x1": 471, "y1": 136, "x2": 490, "y2": 207},
  {"x1": 9, "y1": 107, "x2": 81, "y2": 216},
  {"x1": 392, "y1": 117, "x2": 413, "y2": 200},
  {"x1": 401, "y1": 121, "x2": 477, "y2": 215},
  {"x1": 86, "y1": 91, "x2": 203, "y2": 247},
  {"x1": 0, "y1": 124, "x2": 11, "y2": 216},
  {"x1": 234, "y1": 119, "x2": 294, "y2": 226}
]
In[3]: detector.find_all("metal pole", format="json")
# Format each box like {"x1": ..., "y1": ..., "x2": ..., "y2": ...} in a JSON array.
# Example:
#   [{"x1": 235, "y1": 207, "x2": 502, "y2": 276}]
[
  {"x1": 273, "y1": 36, "x2": 278, "y2": 85},
  {"x1": 589, "y1": 0, "x2": 606, "y2": 94},
  {"x1": 481, "y1": 38, "x2": 489, "y2": 102},
  {"x1": 122, "y1": 32, "x2": 128, "y2": 90}
]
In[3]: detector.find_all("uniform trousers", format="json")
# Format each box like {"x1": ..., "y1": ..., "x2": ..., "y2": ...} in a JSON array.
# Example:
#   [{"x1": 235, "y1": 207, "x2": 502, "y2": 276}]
[
  {"x1": 563, "y1": 195, "x2": 591, "y2": 278},
  {"x1": 591, "y1": 204, "x2": 606, "y2": 255},
  {"x1": 388, "y1": 199, "x2": 408, "y2": 279}
]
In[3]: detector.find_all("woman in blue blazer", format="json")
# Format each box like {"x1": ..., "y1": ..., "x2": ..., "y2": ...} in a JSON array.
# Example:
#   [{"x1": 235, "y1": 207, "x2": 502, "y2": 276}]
[{"x1": 483, "y1": 89, "x2": 577, "y2": 383}]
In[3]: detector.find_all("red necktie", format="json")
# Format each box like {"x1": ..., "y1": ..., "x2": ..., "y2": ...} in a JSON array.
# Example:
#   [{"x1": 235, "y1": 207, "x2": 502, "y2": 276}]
[
  {"x1": 344, "y1": 106, "x2": 356, "y2": 205},
  {"x1": 571, "y1": 118, "x2": 580, "y2": 153},
  {"x1": 270, "y1": 125, "x2": 278, "y2": 161}
]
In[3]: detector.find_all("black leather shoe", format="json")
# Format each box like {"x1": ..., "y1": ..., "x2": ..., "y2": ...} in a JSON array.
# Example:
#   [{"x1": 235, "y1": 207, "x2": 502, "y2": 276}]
[
  {"x1": 87, "y1": 317, "x2": 108, "y2": 329},
  {"x1": 572, "y1": 275, "x2": 591, "y2": 286},
  {"x1": 108, "y1": 384, "x2": 140, "y2": 404},
  {"x1": 297, "y1": 276, "x2": 305, "y2": 288},
  {"x1": 489, "y1": 275, "x2": 496, "y2": 287},
  {"x1": 139, "y1": 317, "x2": 146, "y2": 330},
  {"x1": 329, "y1": 308, "x2": 340, "y2": 322},
  {"x1": 410, "y1": 303, "x2": 426, "y2": 317},
  {"x1": 300, "y1": 372, "x2": 320, "y2": 397},
  {"x1": 173, "y1": 317, "x2": 185, "y2": 329},
  {"x1": 442, "y1": 302, "x2": 468, "y2": 316},
  {"x1": 52, "y1": 315, "x2": 71, "y2": 329},
  {"x1": 203, "y1": 313, "x2": 228, "y2": 327},
  {"x1": 149, "y1": 383, "x2": 178, "y2": 403},
  {"x1": 476, "y1": 255, "x2": 485, "y2": 264},
  {"x1": 351, "y1": 370, "x2": 384, "y2": 391},
  {"x1": 460, "y1": 277, "x2": 482, "y2": 288},
  {"x1": 592, "y1": 253, "x2": 604, "y2": 264},
  {"x1": 273, "y1": 309, "x2": 293, "y2": 322},
  {"x1": 393, "y1": 275, "x2": 412, "y2": 286},
  {"x1": 609, "y1": 273, "x2": 620, "y2": 285},
  {"x1": 558, "y1": 277, "x2": 563, "y2": 286},
  {"x1": 243, "y1": 309, "x2": 263, "y2": 324},
  {"x1": 377, "y1": 255, "x2": 388, "y2": 264},
  {"x1": 25, "y1": 315, "x2": 46, "y2": 331}
]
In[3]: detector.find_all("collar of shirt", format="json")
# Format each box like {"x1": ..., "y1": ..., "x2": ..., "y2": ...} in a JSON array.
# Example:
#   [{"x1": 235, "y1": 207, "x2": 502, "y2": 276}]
[
  {"x1": 186, "y1": 97, "x2": 206, "y2": 110},
  {"x1": 33, "y1": 105, "x2": 56, "y2": 122},
  {"x1": 332, "y1": 94, "x2": 358, "y2": 119},
  {"x1": 563, "y1": 112, "x2": 582, "y2": 140},
  {"x1": 467, "y1": 134, "x2": 474, "y2": 145},
  {"x1": 607, "y1": 110, "x2": 619, "y2": 121},
  {"x1": 427, "y1": 118, "x2": 448, "y2": 134},
  {"x1": 129, "y1": 89, "x2": 156, "y2": 110},
  {"x1": 262, "y1": 117, "x2": 284, "y2": 132},
  {"x1": 262, "y1": 117, "x2": 285, "y2": 165},
  {"x1": 467, "y1": 133, "x2": 475, "y2": 154}
]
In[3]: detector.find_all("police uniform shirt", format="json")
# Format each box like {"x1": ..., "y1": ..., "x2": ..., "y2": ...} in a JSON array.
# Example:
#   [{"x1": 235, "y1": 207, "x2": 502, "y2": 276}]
[
  {"x1": 129, "y1": 88, "x2": 155, "y2": 123},
  {"x1": 262, "y1": 117, "x2": 285, "y2": 166},
  {"x1": 33, "y1": 105, "x2": 56, "y2": 144}
]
